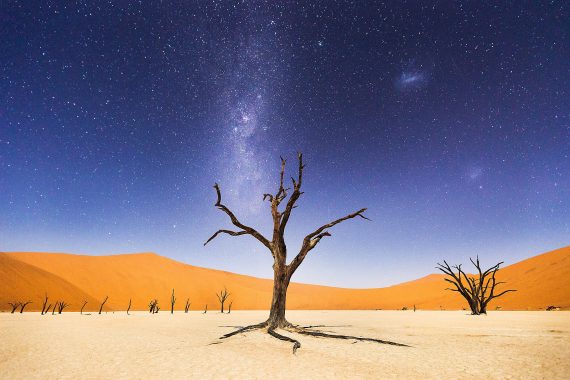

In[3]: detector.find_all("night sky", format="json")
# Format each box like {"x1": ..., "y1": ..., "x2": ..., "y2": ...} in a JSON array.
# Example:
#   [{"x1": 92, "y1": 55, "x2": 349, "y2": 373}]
[{"x1": 1, "y1": 2, "x2": 568, "y2": 287}]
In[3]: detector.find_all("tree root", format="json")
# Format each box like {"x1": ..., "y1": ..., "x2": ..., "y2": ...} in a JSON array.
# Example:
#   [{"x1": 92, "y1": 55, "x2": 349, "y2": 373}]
[
  {"x1": 286, "y1": 325, "x2": 410, "y2": 347},
  {"x1": 219, "y1": 322, "x2": 267, "y2": 339},
  {"x1": 268, "y1": 328, "x2": 302, "y2": 353},
  {"x1": 217, "y1": 320, "x2": 410, "y2": 353}
]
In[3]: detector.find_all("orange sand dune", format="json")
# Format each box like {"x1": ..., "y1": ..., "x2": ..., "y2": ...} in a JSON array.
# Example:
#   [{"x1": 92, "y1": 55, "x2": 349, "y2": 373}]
[{"x1": 1, "y1": 246, "x2": 569, "y2": 312}]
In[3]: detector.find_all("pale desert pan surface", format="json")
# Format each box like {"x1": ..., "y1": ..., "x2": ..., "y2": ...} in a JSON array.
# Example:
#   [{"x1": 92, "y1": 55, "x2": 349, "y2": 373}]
[{"x1": 1, "y1": 310, "x2": 569, "y2": 379}]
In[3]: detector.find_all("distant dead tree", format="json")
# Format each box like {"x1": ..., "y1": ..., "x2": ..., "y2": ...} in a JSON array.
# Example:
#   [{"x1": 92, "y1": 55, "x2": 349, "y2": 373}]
[
  {"x1": 216, "y1": 287, "x2": 230, "y2": 313},
  {"x1": 546, "y1": 305, "x2": 560, "y2": 311},
  {"x1": 203, "y1": 304, "x2": 207, "y2": 314},
  {"x1": 171, "y1": 289, "x2": 176, "y2": 314},
  {"x1": 52, "y1": 301, "x2": 57, "y2": 315},
  {"x1": 204, "y1": 153, "x2": 407, "y2": 352},
  {"x1": 8, "y1": 302, "x2": 20, "y2": 314},
  {"x1": 19, "y1": 301, "x2": 32, "y2": 313},
  {"x1": 41, "y1": 294, "x2": 49, "y2": 315},
  {"x1": 98, "y1": 296, "x2": 108, "y2": 315},
  {"x1": 148, "y1": 299, "x2": 159, "y2": 313},
  {"x1": 81, "y1": 301, "x2": 88, "y2": 315},
  {"x1": 127, "y1": 299, "x2": 132, "y2": 315},
  {"x1": 56, "y1": 301, "x2": 69, "y2": 314},
  {"x1": 413, "y1": 305, "x2": 416, "y2": 312},
  {"x1": 184, "y1": 299, "x2": 191, "y2": 313},
  {"x1": 228, "y1": 301, "x2": 233, "y2": 314},
  {"x1": 437, "y1": 257, "x2": 516, "y2": 315}
]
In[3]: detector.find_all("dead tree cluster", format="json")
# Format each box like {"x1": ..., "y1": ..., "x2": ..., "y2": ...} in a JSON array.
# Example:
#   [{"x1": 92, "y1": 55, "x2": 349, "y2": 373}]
[
  {"x1": 216, "y1": 287, "x2": 230, "y2": 313},
  {"x1": 204, "y1": 153, "x2": 407, "y2": 353},
  {"x1": 56, "y1": 301, "x2": 69, "y2": 314},
  {"x1": 149, "y1": 299, "x2": 160, "y2": 313},
  {"x1": 437, "y1": 257, "x2": 516, "y2": 315}
]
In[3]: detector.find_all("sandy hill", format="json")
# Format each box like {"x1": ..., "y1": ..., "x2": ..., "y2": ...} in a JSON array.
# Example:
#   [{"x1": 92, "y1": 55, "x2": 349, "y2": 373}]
[{"x1": 1, "y1": 246, "x2": 569, "y2": 312}]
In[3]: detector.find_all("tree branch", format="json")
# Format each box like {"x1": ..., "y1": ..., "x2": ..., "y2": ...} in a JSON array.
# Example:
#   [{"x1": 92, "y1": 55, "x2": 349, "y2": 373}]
[
  {"x1": 288, "y1": 208, "x2": 368, "y2": 274},
  {"x1": 204, "y1": 229, "x2": 248, "y2": 246},
  {"x1": 207, "y1": 183, "x2": 272, "y2": 250},
  {"x1": 279, "y1": 153, "x2": 305, "y2": 234}
]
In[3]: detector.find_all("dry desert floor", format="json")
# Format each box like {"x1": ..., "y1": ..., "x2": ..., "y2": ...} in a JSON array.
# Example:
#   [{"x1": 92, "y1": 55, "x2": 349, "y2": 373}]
[{"x1": 1, "y1": 310, "x2": 569, "y2": 379}]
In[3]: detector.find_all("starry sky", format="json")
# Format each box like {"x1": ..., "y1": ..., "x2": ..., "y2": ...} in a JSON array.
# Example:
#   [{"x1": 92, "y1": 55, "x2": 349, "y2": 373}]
[{"x1": 1, "y1": 1, "x2": 568, "y2": 287}]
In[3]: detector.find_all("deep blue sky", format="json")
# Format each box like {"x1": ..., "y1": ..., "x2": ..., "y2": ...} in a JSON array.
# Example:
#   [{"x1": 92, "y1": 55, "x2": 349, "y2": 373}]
[{"x1": 1, "y1": 1, "x2": 568, "y2": 287}]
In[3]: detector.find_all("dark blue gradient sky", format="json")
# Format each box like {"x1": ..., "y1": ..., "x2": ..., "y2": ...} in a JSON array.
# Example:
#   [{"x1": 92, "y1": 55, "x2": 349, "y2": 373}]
[{"x1": 1, "y1": 1, "x2": 568, "y2": 287}]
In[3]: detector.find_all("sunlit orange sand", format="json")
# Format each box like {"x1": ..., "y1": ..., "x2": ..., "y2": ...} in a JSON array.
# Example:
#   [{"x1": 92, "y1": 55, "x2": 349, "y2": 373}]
[{"x1": 1, "y1": 246, "x2": 569, "y2": 312}]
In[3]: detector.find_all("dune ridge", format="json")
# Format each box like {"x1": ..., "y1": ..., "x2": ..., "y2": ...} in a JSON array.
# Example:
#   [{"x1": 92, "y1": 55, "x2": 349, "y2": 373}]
[{"x1": 1, "y1": 246, "x2": 568, "y2": 312}]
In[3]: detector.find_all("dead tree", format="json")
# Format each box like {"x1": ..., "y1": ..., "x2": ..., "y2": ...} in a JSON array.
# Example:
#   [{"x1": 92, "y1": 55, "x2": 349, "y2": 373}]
[
  {"x1": 41, "y1": 294, "x2": 49, "y2": 315},
  {"x1": 45, "y1": 304, "x2": 52, "y2": 314},
  {"x1": 184, "y1": 299, "x2": 191, "y2": 313},
  {"x1": 228, "y1": 301, "x2": 233, "y2": 314},
  {"x1": 437, "y1": 257, "x2": 516, "y2": 315},
  {"x1": 56, "y1": 301, "x2": 69, "y2": 314},
  {"x1": 203, "y1": 304, "x2": 207, "y2": 314},
  {"x1": 80, "y1": 301, "x2": 88, "y2": 314},
  {"x1": 216, "y1": 287, "x2": 230, "y2": 313},
  {"x1": 98, "y1": 296, "x2": 108, "y2": 315},
  {"x1": 170, "y1": 289, "x2": 176, "y2": 314},
  {"x1": 52, "y1": 301, "x2": 57, "y2": 315},
  {"x1": 148, "y1": 299, "x2": 159, "y2": 313},
  {"x1": 8, "y1": 302, "x2": 20, "y2": 314},
  {"x1": 127, "y1": 299, "x2": 132, "y2": 315},
  {"x1": 205, "y1": 153, "x2": 408, "y2": 352},
  {"x1": 19, "y1": 301, "x2": 32, "y2": 313}
]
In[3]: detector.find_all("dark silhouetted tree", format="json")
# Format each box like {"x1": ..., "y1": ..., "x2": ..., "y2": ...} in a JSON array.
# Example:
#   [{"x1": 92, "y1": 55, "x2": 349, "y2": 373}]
[
  {"x1": 228, "y1": 301, "x2": 233, "y2": 314},
  {"x1": 41, "y1": 294, "x2": 49, "y2": 315},
  {"x1": 205, "y1": 154, "x2": 407, "y2": 352},
  {"x1": 56, "y1": 301, "x2": 69, "y2": 314},
  {"x1": 98, "y1": 296, "x2": 108, "y2": 315},
  {"x1": 81, "y1": 301, "x2": 88, "y2": 314},
  {"x1": 170, "y1": 289, "x2": 176, "y2": 314},
  {"x1": 8, "y1": 302, "x2": 20, "y2": 314},
  {"x1": 216, "y1": 287, "x2": 230, "y2": 313},
  {"x1": 203, "y1": 304, "x2": 207, "y2": 314},
  {"x1": 127, "y1": 299, "x2": 132, "y2": 315},
  {"x1": 149, "y1": 299, "x2": 159, "y2": 313},
  {"x1": 19, "y1": 301, "x2": 32, "y2": 313},
  {"x1": 437, "y1": 257, "x2": 516, "y2": 315},
  {"x1": 184, "y1": 299, "x2": 191, "y2": 313}
]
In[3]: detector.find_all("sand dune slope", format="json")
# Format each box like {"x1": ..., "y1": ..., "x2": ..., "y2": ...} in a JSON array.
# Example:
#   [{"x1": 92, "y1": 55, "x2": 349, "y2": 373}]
[
  {"x1": 1, "y1": 246, "x2": 568, "y2": 312},
  {"x1": 0, "y1": 253, "x2": 100, "y2": 311}
]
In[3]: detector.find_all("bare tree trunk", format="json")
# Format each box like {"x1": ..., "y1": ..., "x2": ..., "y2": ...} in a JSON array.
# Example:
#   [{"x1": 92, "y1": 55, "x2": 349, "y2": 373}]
[
  {"x1": 184, "y1": 299, "x2": 190, "y2": 313},
  {"x1": 267, "y1": 267, "x2": 290, "y2": 328},
  {"x1": 81, "y1": 301, "x2": 87, "y2": 314},
  {"x1": 228, "y1": 302, "x2": 232, "y2": 314},
  {"x1": 41, "y1": 294, "x2": 49, "y2": 315},
  {"x1": 203, "y1": 304, "x2": 207, "y2": 314},
  {"x1": 8, "y1": 302, "x2": 20, "y2": 313},
  {"x1": 98, "y1": 296, "x2": 108, "y2": 315},
  {"x1": 171, "y1": 289, "x2": 176, "y2": 314},
  {"x1": 19, "y1": 301, "x2": 32, "y2": 313},
  {"x1": 127, "y1": 299, "x2": 132, "y2": 315}
]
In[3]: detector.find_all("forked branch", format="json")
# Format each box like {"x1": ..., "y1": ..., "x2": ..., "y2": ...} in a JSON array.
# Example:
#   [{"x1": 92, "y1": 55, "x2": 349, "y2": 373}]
[{"x1": 204, "y1": 183, "x2": 271, "y2": 250}]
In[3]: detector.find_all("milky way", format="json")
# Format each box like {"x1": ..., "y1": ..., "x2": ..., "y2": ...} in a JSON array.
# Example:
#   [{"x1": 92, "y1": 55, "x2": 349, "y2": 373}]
[{"x1": 1, "y1": 2, "x2": 568, "y2": 287}]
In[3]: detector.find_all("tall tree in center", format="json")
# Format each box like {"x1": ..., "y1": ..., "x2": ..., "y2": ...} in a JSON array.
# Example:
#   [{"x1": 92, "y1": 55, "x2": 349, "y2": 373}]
[{"x1": 205, "y1": 153, "x2": 407, "y2": 352}]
